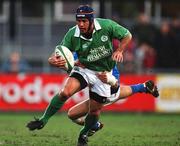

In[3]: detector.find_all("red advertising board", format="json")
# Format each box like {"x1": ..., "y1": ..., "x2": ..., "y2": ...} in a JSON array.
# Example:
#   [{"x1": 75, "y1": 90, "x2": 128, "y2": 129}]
[{"x1": 0, "y1": 74, "x2": 156, "y2": 112}]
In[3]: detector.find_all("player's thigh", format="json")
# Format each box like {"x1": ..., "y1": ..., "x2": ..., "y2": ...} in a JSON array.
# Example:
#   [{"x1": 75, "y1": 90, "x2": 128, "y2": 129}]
[
  {"x1": 68, "y1": 99, "x2": 90, "y2": 119},
  {"x1": 89, "y1": 99, "x2": 103, "y2": 114},
  {"x1": 60, "y1": 77, "x2": 82, "y2": 97}
]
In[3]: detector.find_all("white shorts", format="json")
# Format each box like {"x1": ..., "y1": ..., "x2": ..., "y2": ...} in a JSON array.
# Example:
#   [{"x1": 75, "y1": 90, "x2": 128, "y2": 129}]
[
  {"x1": 71, "y1": 66, "x2": 111, "y2": 98},
  {"x1": 104, "y1": 86, "x2": 121, "y2": 105}
]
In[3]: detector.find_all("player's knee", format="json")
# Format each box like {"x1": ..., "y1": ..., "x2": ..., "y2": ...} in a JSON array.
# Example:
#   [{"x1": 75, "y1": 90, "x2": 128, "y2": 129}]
[
  {"x1": 89, "y1": 109, "x2": 101, "y2": 116},
  {"x1": 59, "y1": 89, "x2": 72, "y2": 101},
  {"x1": 120, "y1": 86, "x2": 132, "y2": 97},
  {"x1": 67, "y1": 108, "x2": 75, "y2": 120}
]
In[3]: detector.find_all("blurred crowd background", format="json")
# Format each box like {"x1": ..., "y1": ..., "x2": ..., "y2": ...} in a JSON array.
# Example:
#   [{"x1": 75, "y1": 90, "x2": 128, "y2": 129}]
[{"x1": 0, "y1": 0, "x2": 179, "y2": 74}]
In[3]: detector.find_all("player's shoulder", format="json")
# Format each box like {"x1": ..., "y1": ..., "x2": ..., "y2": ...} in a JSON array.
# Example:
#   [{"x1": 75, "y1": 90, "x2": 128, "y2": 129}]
[
  {"x1": 95, "y1": 18, "x2": 116, "y2": 28},
  {"x1": 69, "y1": 26, "x2": 76, "y2": 31},
  {"x1": 96, "y1": 18, "x2": 112, "y2": 23},
  {"x1": 66, "y1": 26, "x2": 76, "y2": 36}
]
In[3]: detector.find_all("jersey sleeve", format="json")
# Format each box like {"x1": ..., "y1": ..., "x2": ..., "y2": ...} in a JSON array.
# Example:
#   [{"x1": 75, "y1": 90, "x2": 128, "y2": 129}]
[
  {"x1": 109, "y1": 19, "x2": 131, "y2": 40},
  {"x1": 59, "y1": 30, "x2": 74, "y2": 51}
]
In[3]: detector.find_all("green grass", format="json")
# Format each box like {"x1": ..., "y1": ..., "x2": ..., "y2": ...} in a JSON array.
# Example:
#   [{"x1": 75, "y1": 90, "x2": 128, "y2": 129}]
[{"x1": 0, "y1": 113, "x2": 180, "y2": 146}]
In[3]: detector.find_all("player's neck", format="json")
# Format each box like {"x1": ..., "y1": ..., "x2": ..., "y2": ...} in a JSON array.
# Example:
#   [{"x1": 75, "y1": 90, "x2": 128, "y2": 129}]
[{"x1": 82, "y1": 24, "x2": 94, "y2": 39}]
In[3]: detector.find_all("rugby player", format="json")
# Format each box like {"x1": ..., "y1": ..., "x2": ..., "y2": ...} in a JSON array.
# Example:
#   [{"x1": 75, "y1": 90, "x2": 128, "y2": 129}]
[{"x1": 26, "y1": 5, "x2": 158, "y2": 146}]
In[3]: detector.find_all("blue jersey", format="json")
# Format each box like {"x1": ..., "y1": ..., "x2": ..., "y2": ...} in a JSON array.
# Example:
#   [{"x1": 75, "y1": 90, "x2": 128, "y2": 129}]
[
  {"x1": 73, "y1": 52, "x2": 78, "y2": 60},
  {"x1": 112, "y1": 65, "x2": 120, "y2": 83},
  {"x1": 73, "y1": 52, "x2": 120, "y2": 82}
]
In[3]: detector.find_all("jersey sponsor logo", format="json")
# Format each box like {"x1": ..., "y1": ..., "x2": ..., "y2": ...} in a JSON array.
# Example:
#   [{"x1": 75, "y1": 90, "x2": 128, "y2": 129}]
[
  {"x1": 101, "y1": 35, "x2": 108, "y2": 42},
  {"x1": 87, "y1": 45, "x2": 111, "y2": 62}
]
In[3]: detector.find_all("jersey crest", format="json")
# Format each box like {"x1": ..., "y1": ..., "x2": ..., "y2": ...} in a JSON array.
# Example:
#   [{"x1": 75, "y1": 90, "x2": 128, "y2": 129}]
[{"x1": 101, "y1": 35, "x2": 108, "y2": 42}]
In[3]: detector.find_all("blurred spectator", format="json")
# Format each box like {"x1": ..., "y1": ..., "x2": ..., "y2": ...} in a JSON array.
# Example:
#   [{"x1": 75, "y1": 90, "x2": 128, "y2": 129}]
[
  {"x1": 154, "y1": 21, "x2": 178, "y2": 69},
  {"x1": 135, "y1": 43, "x2": 156, "y2": 74},
  {"x1": 135, "y1": 44, "x2": 146, "y2": 73},
  {"x1": 131, "y1": 13, "x2": 157, "y2": 46},
  {"x1": 142, "y1": 44, "x2": 156, "y2": 72},
  {"x1": 171, "y1": 17, "x2": 180, "y2": 65},
  {"x1": 123, "y1": 51, "x2": 136, "y2": 73},
  {"x1": 1, "y1": 51, "x2": 31, "y2": 73},
  {"x1": 171, "y1": 17, "x2": 180, "y2": 38}
]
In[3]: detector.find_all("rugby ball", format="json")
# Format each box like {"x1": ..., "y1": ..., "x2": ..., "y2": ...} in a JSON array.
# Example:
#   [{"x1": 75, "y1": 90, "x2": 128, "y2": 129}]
[{"x1": 55, "y1": 45, "x2": 74, "y2": 72}]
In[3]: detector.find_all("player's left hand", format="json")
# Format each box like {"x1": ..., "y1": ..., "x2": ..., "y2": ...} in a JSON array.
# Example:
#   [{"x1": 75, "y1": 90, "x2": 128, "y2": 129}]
[{"x1": 112, "y1": 51, "x2": 123, "y2": 62}]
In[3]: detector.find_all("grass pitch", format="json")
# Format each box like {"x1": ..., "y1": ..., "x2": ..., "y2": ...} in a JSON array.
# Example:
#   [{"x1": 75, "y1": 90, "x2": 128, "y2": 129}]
[{"x1": 0, "y1": 113, "x2": 180, "y2": 146}]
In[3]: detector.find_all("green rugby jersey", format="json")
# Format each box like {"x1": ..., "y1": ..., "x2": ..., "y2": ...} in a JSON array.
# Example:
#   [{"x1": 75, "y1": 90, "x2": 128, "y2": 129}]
[{"x1": 58, "y1": 18, "x2": 130, "y2": 71}]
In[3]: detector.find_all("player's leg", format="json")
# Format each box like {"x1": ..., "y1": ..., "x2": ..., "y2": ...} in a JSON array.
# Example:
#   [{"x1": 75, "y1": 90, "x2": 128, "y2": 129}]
[
  {"x1": 68, "y1": 98, "x2": 104, "y2": 136},
  {"x1": 77, "y1": 97, "x2": 103, "y2": 146},
  {"x1": 77, "y1": 76, "x2": 110, "y2": 146},
  {"x1": 119, "y1": 80, "x2": 159, "y2": 97},
  {"x1": 26, "y1": 75, "x2": 87, "y2": 131},
  {"x1": 107, "y1": 80, "x2": 159, "y2": 104},
  {"x1": 40, "y1": 77, "x2": 82, "y2": 122},
  {"x1": 68, "y1": 99, "x2": 89, "y2": 125},
  {"x1": 128, "y1": 80, "x2": 159, "y2": 97}
]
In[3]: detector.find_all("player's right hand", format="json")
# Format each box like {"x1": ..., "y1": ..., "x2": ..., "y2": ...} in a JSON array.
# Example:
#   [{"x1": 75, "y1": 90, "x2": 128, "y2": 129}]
[{"x1": 48, "y1": 54, "x2": 66, "y2": 69}]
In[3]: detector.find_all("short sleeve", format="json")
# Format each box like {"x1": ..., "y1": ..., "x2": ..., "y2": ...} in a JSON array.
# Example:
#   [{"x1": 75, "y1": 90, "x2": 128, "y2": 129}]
[
  {"x1": 60, "y1": 30, "x2": 73, "y2": 51},
  {"x1": 109, "y1": 19, "x2": 130, "y2": 40}
]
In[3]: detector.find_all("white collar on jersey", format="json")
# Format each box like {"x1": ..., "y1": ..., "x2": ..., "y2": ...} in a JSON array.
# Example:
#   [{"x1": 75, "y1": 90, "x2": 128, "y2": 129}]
[{"x1": 74, "y1": 18, "x2": 102, "y2": 38}]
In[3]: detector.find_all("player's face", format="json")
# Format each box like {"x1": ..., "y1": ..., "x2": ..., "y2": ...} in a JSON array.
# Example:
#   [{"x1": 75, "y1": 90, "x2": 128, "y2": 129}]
[{"x1": 76, "y1": 18, "x2": 90, "y2": 34}]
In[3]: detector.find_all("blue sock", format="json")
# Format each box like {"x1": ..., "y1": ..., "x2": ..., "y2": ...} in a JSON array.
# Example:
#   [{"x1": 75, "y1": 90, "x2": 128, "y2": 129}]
[
  {"x1": 91, "y1": 122, "x2": 100, "y2": 130},
  {"x1": 131, "y1": 83, "x2": 146, "y2": 93}
]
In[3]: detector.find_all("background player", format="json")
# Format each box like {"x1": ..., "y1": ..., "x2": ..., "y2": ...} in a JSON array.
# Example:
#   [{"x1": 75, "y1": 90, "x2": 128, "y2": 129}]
[{"x1": 67, "y1": 72, "x2": 159, "y2": 137}]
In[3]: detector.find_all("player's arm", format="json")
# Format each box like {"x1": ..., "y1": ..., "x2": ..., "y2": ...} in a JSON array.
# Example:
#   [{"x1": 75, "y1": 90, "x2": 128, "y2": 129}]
[
  {"x1": 112, "y1": 33, "x2": 132, "y2": 62},
  {"x1": 108, "y1": 19, "x2": 132, "y2": 62},
  {"x1": 96, "y1": 72, "x2": 118, "y2": 88}
]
